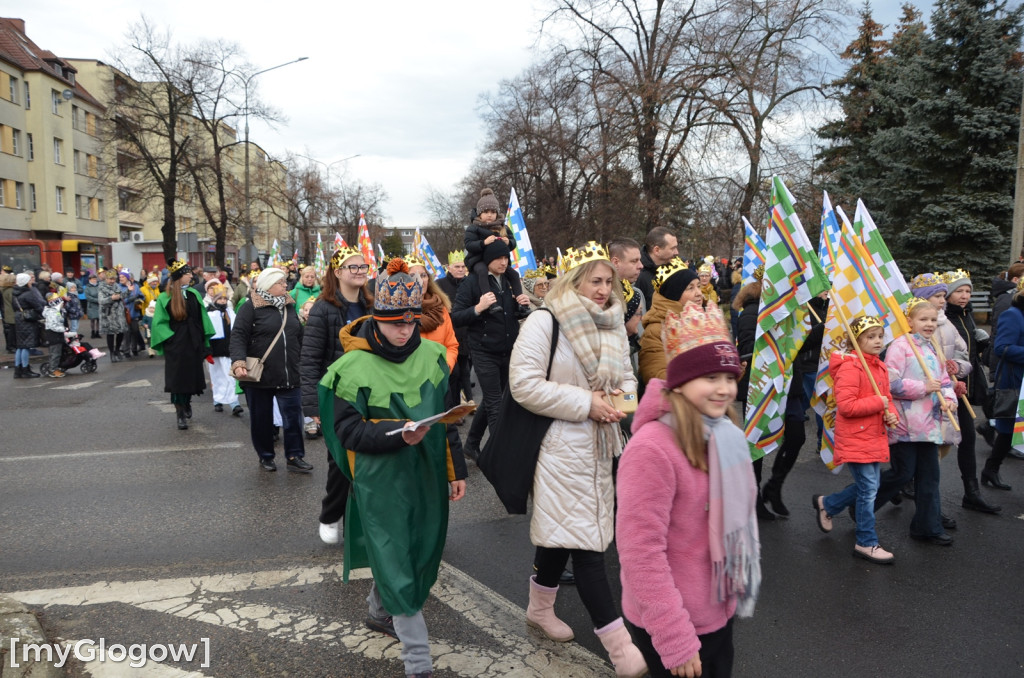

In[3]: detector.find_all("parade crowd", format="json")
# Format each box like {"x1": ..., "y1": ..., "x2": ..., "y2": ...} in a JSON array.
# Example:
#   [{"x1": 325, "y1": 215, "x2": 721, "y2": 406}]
[{"x1": 4, "y1": 187, "x2": 1023, "y2": 678}]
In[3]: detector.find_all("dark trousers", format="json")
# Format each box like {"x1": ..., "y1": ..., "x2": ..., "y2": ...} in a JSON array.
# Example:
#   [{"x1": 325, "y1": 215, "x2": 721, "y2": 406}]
[
  {"x1": 985, "y1": 431, "x2": 1013, "y2": 475},
  {"x1": 534, "y1": 546, "x2": 617, "y2": 628},
  {"x1": 955, "y1": 398, "x2": 977, "y2": 482},
  {"x1": 875, "y1": 441, "x2": 942, "y2": 537},
  {"x1": 243, "y1": 386, "x2": 305, "y2": 461},
  {"x1": 449, "y1": 353, "x2": 473, "y2": 404},
  {"x1": 465, "y1": 349, "x2": 509, "y2": 451},
  {"x1": 46, "y1": 330, "x2": 63, "y2": 371},
  {"x1": 106, "y1": 332, "x2": 124, "y2": 354},
  {"x1": 766, "y1": 415, "x2": 805, "y2": 487},
  {"x1": 3, "y1": 322, "x2": 13, "y2": 351},
  {"x1": 627, "y1": 617, "x2": 734, "y2": 678},
  {"x1": 320, "y1": 451, "x2": 351, "y2": 524}
]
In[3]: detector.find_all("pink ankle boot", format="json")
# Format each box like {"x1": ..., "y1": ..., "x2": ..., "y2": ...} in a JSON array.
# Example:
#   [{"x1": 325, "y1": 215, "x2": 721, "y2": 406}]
[
  {"x1": 595, "y1": 618, "x2": 648, "y2": 678},
  {"x1": 525, "y1": 575, "x2": 574, "y2": 642}
]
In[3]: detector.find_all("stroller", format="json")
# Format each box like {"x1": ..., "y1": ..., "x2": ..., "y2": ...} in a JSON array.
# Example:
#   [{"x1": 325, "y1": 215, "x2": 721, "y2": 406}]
[{"x1": 39, "y1": 332, "x2": 103, "y2": 376}]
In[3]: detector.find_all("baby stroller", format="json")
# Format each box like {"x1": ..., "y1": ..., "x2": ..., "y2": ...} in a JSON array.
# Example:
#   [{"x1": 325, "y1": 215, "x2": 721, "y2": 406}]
[{"x1": 39, "y1": 332, "x2": 103, "y2": 376}]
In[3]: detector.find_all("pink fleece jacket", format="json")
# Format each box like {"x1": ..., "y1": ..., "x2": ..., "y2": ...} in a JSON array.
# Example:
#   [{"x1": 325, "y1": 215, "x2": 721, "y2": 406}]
[{"x1": 616, "y1": 378, "x2": 736, "y2": 670}]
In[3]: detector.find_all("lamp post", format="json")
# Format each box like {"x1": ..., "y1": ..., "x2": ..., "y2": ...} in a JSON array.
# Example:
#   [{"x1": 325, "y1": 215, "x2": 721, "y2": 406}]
[{"x1": 239, "y1": 57, "x2": 308, "y2": 267}]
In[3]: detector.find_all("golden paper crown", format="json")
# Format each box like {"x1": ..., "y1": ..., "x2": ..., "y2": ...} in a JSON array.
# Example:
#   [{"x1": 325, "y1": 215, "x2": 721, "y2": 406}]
[
  {"x1": 622, "y1": 279, "x2": 635, "y2": 303},
  {"x1": 404, "y1": 253, "x2": 427, "y2": 270},
  {"x1": 523, "y1": 268, "x2": 547, "y2": 279},
  {"x1": 663, "y1": 301, "x2": 732, "y2": 357},
  {"x1": 654, "y1": 257, "x2": 688, "y2": 292},
  {"x1": 753, "y1": 264, "x2": 765, "y2": 281},
  {"x1": 849, "y1": 315, "x2": 884, "y2": 339},
  {"x1": 542, "y1": 265, "x2": 558, "y2": 278},
  {"x1": 563, "y1": 241, "x2": 610, "y2": 272},
  {"x1": 910, "y1": 272, "x2": 945, "y2": 290},
  {"x1": 905, "y1": 297, "x2": 933, "y2": 315},
  {"x1": 331, "y1": 246, "x2": 362, "y2": 269},
  {"x1": 167, "y1": 259, "x2": 188, "y2": 275},
  {"x1": 1017, "y1": 277, "x2": 1024, "y2": 293},
  {"x1": 447, "y1": 250, "x2": 466, "y2": 265},
  {"x1": 942, "y1": 269, "x2": 971, "y2": 285}
]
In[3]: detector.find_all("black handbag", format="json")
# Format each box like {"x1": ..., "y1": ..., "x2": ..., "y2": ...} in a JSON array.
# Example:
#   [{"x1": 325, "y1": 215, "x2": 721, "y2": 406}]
[
  {"x1": 984, "y1": 356, "x2": 1018, "y2": 420},
  {"x1": 477, "y1": 309, "x2": 560, "y2": 515},
  {"x1": 13, "y1": 295, "x2": 37, "y2": 323}
]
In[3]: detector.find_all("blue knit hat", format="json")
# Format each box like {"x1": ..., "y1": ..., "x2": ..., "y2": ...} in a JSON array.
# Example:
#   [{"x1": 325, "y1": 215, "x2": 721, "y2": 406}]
[{"x1": 910, "y1": 273, "x2": 947, "y2": 300}]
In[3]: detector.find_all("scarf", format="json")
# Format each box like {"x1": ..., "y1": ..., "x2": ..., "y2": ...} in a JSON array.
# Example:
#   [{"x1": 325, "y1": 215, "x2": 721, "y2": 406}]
[
  {"x1": 703, "y1": 414, "x2": 761, "y2": 617},
  {"x1": 546, "y1": 291, "x2": 626, "y2": 459},
  {"x1": 419, "y1": 292, "x2": 446, "y2": 334},
  {"x1": 364, "y1": 318, "x2": 421, "y2": 363},
  {"x1": 256, "y1": 288, "x2": 287, "y2": 311}
]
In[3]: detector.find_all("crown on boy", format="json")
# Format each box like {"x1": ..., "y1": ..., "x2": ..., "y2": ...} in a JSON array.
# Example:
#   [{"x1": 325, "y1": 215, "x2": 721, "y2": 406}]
[{"x1": 654, "y1": 257, "x2": 688, "y2": 292}]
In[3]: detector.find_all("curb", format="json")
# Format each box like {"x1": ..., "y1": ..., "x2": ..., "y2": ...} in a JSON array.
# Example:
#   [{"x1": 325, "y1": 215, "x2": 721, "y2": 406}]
[{"x1": 0, "y1": 595, "x2": 61, "y2": 677}]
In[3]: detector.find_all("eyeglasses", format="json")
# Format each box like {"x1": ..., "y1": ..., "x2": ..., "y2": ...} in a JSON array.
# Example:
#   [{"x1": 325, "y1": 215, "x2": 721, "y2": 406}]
[{"x1": 342, "y1": 264, "x2": 370, "y2": 273}]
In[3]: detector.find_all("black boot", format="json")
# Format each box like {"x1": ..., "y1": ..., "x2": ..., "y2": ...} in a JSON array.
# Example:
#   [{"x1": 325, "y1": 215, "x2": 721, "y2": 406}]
[
  {"x1": 981, "y1": 465, "x2": 1011, "y2": 491},
  {"x1": 12, "y1": 365, "x2": 23, "y2": 379},
  {"x1": 962, "y1": 477, "x2": 1002, "y2": 514},
  {"x1": 24, "y1": 364, "x2": 41, "y2": 378},
  {"x1": 183, "y1": 400, "x2": 192, "y2": 419},
  {"x1": 756, "y1": 489, "x2": 775, "y2": 521},
  {"x1": 762, "y1": 478, "x2": 789, "y2": 517},
  {"x1": 175, "y1": 404, "x2": 188, "y2": 430}
]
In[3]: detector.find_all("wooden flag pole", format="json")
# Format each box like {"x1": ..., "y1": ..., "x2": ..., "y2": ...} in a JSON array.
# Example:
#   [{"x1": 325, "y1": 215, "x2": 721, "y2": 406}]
[
  {"x1": 904, "y1": 334, "x2": 961, "y2": 432},
  {"x1": 929, "y1": 336, "x2": 977, "y2": 418},
  {"x1": 828, "y1": 290, "x2": 885, "y2": 400}
]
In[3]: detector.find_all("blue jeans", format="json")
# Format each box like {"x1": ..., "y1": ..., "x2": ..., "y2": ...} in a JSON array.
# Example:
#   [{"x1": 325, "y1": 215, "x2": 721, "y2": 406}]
[
  {"x1": 875, "y1": 442, "x2": 942, "y2": 537},
  {"x1": 14, "y1": 347, "x2": 29, "y2": 367},
  {"x1": 243, "y1": 386, "x2": 305, "y2": 461},
  {"x1": 823, "y1": 462, "x2": 882, "y2": 547}
]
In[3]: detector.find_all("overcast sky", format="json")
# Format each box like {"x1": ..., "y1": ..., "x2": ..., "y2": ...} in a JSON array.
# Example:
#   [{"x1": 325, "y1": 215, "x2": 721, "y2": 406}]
[{"x1": 17, "y1": 1, "x2": 933, "y2": 226}]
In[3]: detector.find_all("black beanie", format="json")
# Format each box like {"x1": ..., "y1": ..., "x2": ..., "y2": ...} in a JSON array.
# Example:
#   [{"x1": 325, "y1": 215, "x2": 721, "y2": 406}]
[
  {"x1": 482, "y1": 240, "x2": 511, "y2": 265},
  {"x1": 659, "y1": 268, "x2": 699, "y2": 302}
]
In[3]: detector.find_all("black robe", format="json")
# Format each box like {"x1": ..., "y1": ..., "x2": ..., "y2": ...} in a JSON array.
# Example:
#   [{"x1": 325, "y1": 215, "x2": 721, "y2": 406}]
[{"x1": 164, "y1": 292, "x2": 207, "y2": 395}]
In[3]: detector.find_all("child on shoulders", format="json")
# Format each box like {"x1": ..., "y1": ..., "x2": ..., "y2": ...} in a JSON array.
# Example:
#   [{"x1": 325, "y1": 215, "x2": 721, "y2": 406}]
[{"x1": 464, "y1": 187, "x2": 527, "y2": 315}]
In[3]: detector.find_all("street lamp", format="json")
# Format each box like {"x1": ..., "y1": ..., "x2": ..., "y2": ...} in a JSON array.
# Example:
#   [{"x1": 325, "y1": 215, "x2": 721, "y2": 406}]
[{"x1": 239, "y1": 57, "x2": 309, "y2": 267}]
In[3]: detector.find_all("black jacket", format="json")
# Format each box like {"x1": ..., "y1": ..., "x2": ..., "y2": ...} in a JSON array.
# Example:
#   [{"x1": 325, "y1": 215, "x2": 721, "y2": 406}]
[
  {"x1": 464, "y1": 220, "x2": 517, "y2": 269},
  {"x1": 635, "y1": 247, "x2": 658, "y2": 309},
  {"x1": 945, "y1": 302, "x2": 987, "y2": 404},
  {"x1": 229, "y1": 295, "x2": 303, "y2": 389},
  {"x1": 299, "y1": 292, "x2": 369, "y2": 416},
  {"x1": 736, "y1": 294, "x2": 760, "y2": 403},
  {"x1": 437, "y1": 275, "x2": 469, "y2": 358},
  {"x1": 450, "y1": 272, "x2": 519, "y2": 355},
  {"x1": 12, "y1": 284, "x2": 45, "y2": 349},
  {"x1": 206, "y1": 303, "x2": 233, "y2": 357}
]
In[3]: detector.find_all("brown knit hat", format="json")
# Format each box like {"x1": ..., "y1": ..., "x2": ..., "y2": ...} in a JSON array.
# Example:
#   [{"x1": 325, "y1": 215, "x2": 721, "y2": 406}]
[{"x1": 476, "y1": 188, "x2": 501, "y2": 214}]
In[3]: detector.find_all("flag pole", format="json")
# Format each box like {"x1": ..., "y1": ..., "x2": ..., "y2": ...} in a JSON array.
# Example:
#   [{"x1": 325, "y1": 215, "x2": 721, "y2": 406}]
[
  {"x1": 929, "y1": 337, "x2": 977, "y2": 417},
  {"x1": 827, "y1": 290, "x2": 885, "y2": 400}
]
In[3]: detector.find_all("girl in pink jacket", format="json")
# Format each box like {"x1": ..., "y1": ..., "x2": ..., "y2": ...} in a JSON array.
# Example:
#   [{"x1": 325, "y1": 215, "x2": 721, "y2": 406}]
[
  {"x1": 812, "y1": 315, "x2": 899, "y2": 564},
  {"x1": 617, "y1": 302, "x2": 760, "y2": 678}
]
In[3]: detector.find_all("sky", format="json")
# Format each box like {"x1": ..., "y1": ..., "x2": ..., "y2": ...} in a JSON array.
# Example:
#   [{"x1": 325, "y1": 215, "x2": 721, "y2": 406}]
[{"x1": 14, "y1": 1, "x2": 936, "y2": 226}]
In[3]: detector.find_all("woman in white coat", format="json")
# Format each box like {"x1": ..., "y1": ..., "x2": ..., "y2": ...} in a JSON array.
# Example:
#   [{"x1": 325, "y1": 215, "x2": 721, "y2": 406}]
[{"x1": 509, "y1": 243, "x2": 646, "y2": 678}]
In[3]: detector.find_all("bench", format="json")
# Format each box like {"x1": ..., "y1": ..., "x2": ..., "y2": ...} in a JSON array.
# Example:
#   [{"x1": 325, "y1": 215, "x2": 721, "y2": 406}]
[{"x1": 971, "y1": 290, "x2": 992, "y2": 325}]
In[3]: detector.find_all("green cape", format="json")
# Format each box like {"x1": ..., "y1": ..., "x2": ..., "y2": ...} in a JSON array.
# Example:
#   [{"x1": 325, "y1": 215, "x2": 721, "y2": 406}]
[
  {"x1": 319, "y1": 338, "x2": 450, "y2": 616},
  {"x1": 149, "y1": 287, "x2": 215, "y2": 355}
]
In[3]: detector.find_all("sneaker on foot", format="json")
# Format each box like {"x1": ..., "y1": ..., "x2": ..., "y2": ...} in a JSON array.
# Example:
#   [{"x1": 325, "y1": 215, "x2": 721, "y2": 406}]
[
  {"x1": 49, "y1": 369, "x2": 66, "y2": 378},
  {"x1": 232, "y1": 405, "x2": 244, "y2": 416},
  {"x1": 286, "y1": 457, "x2": 313, "y2": 473},
  {"x1": 853, "y1": 543, "x2": 895, "y2": 564},
  {"x1": 812, "y1": 495, "x2": 832, "y2": 533},
  {"x1": 319, "y1": 522, "x2": 340, "y2": 544},
  {"x1": 365, "y1": 614, "x2": 397, "y2": 638}
]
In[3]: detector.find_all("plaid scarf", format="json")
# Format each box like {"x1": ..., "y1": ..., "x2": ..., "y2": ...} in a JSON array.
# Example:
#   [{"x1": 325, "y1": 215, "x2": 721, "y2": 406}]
[{"x1": 546, "y1": 291, "x2": 626, "y2": 459}]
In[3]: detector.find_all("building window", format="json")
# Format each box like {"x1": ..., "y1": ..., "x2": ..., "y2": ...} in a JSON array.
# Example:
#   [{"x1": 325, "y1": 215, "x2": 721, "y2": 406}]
[
  {"x1": 93, "y1": 198, "x2": 104, "y2": 220},
  {"x1": 88, "y1": 154, "x2": 98, "y2": 178},
  {"x1": 0, "y1": 180, "x2": 4, "y2": 206},
  {"x1": 11, "y1": 129, "x2": 18, "y2": 155},
  {"x1": 8, "y1": 75, "x2": 16, "y2": 103},
  {"x1": 26, "y1": 133, "x2": 32, "y2": 160},
  {"x1": 86, "y1": 112, "x2": 96, "y2": 136},
  {"x1": 0, "y1": 125, "x2": 14, "y2": 154},
  {"x1": 53, "y1": 137, "x2": 63, "y2": 164},
  {"x1": 71, "y1": 105, "x2": 80, "y2": 130},
  {"x1": 73, "y1": 149, "x2": 81, "y2": 173},
  {"x1": 55, "y1": 186, "x2": 64, "y2": 213},
  {"x1": 15, "y1": 182, "x2": 23, "y2": 209},
  {"x1": 29, "y1": 184, "x2": 36, "y2": 211},
  {"x1": 24, "y1": 81, "x2": 29, "y2": 109},
  {"x1": 51, "y1": 89, "x2": 60, "y2": 114},
  {"x1": 75, "y1": 193, "x2": 82, "y2": 217}
]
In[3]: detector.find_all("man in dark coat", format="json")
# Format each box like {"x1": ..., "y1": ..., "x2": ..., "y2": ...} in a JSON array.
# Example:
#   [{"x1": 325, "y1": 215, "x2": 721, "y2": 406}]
[
  {"x1": 437, "y1": 251, "x2": 472, "y2": 405},
  {"x1": 635, "y1": 226, "x2": 679, "y2": 305}
]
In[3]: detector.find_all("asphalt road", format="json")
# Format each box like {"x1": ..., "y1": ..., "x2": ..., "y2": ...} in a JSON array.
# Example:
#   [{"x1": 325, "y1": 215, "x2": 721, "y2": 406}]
[{"x1": 2, "y1": 356, "x2": 1023, "y2": 677}]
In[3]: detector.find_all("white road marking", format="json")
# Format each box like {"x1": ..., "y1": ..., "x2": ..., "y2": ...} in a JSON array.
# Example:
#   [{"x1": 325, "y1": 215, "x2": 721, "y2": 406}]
[
  {"x1": 0, "y1": 442, "x2": 242, "y2": 463},
  {"x1": 116, "y1": 379, "x2": 152, "y2": 388},
  {"x1": 53, "y1": 380, "x2": 102, "y2": 390},
  {"x1": 9, "y1": 563, "x2": 612, "y2": 677}
]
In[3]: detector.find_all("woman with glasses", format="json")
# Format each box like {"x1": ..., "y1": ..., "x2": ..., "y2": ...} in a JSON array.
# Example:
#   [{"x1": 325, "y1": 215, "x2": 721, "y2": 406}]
[{"x1": 300, "y1": 247, "x2": 373, "y2": 543}]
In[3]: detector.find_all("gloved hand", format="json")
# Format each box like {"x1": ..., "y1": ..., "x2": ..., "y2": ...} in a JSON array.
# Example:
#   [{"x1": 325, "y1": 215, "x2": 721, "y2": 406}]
[
  {"x1": 945, "y1": 360, "x2": 959, "y2": 377},
  {"x1": 953, "y1": 381, "x2": 967, "y2": 397}
]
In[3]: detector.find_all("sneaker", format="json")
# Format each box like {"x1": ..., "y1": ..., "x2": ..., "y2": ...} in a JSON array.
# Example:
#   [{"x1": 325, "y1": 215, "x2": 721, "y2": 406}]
[
  {"x1": 49, "y1": 369, "x2": 66, "y2": 378},
  {"x1": 319, "y1": 522, "x2": 340, "y2": 544},
  {"x1": 365, "y1": 614, "x2": 397, "y2": 638},
  {"x1": 214, "y1": 404, "x2": 223, "y2": 412},
  {"x1": 259, "y1": 458, "x2": 277, "y2": 472},
  {"x1": 286, "y1": 457, "x2": 313, "y2": 473},
  {"x1": 232, "y1": 405, "x2": 244, "y2": 416},
  {"x1": 853, "y1": 544, "x2": 895, "y2": 564},
  {"x1": 304, "y1": 420, "x2": 320, "y2": 439},
  {"x1": 812, "y1": 495, "x2": 832, "y2": 533}
]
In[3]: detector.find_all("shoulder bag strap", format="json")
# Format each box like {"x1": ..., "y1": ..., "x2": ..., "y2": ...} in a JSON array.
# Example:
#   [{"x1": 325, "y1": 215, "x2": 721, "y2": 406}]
[
  {"x1": 258, "y1": 310, "x2": 288, "y2": 362},
  {"x1": 538, "y1": 308, "x2": 560, "y2": 380}
]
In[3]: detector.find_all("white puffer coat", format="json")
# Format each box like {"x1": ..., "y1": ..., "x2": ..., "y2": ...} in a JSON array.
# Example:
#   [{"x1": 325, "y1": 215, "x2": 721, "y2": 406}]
[
  {"x1": 510, "y1": 309, "x2": 636, "y2": 552},
  {"x1": 935, "y1": 312, "x2": 969, "y2": 445}
]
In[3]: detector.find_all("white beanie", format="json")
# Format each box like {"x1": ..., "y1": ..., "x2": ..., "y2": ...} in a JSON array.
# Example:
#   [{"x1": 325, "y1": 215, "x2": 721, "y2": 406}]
[
  {"x1": 255, "y1": 267, "x2": 286, "y2": 292},
  {"x1": 16, "y1": 273, "x2": 30, "y2": 286}
]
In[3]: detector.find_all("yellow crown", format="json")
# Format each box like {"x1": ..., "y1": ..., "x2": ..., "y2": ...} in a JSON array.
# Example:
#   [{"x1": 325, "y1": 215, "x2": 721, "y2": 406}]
[
  {"x1": 404, "y1": 253, "x2": 427, "y2": 270},
  {"x1": 753, "y1": 264, "x2": 765, "y2": 281},
  {"x1": 905, "y1": 297, "x2": 933, "y2": 315},
  {"x1": 910, "y1": 272, "x2": 945, "y2": 290},
  {"x1": 447, "y1": 250, "x2": 466, "y2": 265},
  {"x1": 523, "y1": 268, "x2": 547, "y2": 279},
  {"x1": 622, "y1": 279, "x2": 635, "y2": 303},
  {"x1": 168, "y1": 259, "x2": 188, "y2": 275},
  {"x1": 331, "y1": 246, "x2": 362, "y2": 269},
  {"x1": 654, "y1": 257, "x2": 688, "y2": 292},
  {"x1": 664, "y1": 301, "x2": 732, "y2": 357},
  {"x1": 563, "y1": 241, "x2": 610, "y2": 272},
  {"x1": 542, "y1": 265, "x2": 558, "y2": 277},
  {"x1": 849, "y1": 314, "x2": 884, "y2": 339},
  {"x1": 942, "y1": 269, "x2": 971, "y2": 285}
]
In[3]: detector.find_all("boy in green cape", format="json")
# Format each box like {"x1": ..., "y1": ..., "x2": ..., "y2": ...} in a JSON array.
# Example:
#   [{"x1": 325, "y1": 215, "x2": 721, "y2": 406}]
[{"x1": 319, "y1": 258, "x2": 467, "y2": 678}]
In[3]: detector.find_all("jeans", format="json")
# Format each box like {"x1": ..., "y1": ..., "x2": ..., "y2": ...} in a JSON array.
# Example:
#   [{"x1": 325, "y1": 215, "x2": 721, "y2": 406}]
[
  {"x1": 367, "y1": 581, "x2": 431, "y2": 675},
  {"x1": 823, "y1": 462, "x2": 882, "y2": 547},
  {"x1": 46, "y1": 330, "x2": 63, "y2": 372},
  {"x1": 875, "y1": 442, "x2": 942, "y2": 537},
  {"x1": 243, "y1": 386, "x2": 305, "y2": 461},
  {"x1": 14, "y1": 347, "x2": 29, "y2": 367},
  {"x1": 534, "y1": 546, "x2": 618, "y2": 628}
]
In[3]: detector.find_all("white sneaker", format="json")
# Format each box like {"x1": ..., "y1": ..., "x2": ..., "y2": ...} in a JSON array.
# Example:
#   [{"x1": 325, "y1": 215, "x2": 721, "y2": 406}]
[{"x1": 318, "y1": 522, "x2": 340, "y2": 545}]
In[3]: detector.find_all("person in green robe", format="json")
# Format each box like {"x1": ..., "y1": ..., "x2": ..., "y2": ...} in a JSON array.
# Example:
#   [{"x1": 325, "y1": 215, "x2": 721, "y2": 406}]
[
  {"x1": 150, "y1": 258, "x2": 215, "y2": 430},
  {"x1": 319, "y1": 258, "x2": 467, "y2": 678}
]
